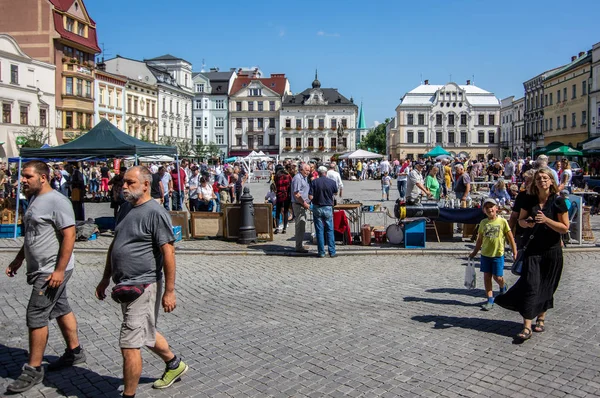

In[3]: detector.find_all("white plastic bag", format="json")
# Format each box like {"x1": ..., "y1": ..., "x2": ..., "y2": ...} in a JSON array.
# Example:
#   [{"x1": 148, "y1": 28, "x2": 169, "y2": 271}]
[{"x1": 464, "y1": 257, "x2": 477, "y2": 289}]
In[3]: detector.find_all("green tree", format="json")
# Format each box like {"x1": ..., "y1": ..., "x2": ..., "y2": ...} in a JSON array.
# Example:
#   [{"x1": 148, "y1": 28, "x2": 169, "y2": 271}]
[
  {"x1": 17, "y1": 125, "x2": 50, "y2": 148},
  {"x1": 205, "y1": 142, "x2": 222, "y2": 159},
  {"x1": 176, "y1": 139, "x2": 193, "y2": 158},
  {"x1": 159, "y1": 135, "x2": 178, "y2": 147},
  {"x1": 194, "y1": 138, "x2": 207, "y2": 160},
  {"x1": 358, "y1": 118, "x2": 390, "y2": 154}
]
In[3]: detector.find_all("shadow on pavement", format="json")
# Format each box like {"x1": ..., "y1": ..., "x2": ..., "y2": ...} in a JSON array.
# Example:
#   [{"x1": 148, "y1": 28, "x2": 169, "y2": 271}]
[
  {"x1": 411, "y1": 315, "x2": 521, "y2": 337},
  {"x1": 425, "y1": 287, "x2": 483, "y2": 297},
  {"x1": 404, "y1": 296, "x2": 482, "y2": 307}
]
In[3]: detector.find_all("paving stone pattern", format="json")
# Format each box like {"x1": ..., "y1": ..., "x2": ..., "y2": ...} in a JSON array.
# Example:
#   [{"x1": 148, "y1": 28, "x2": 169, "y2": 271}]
[{"x1": 1, "y1": 252, "x2": 599, "y2": 397}]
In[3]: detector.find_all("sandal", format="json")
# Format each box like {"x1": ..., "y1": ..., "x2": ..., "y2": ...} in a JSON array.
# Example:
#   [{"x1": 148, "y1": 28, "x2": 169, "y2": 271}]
[
  {"x1": 515, "y1": 327, "x2": 532, "y2": 341},
  {"x1": 533, "y1": 319, "x2": 545, "y2": 333}
]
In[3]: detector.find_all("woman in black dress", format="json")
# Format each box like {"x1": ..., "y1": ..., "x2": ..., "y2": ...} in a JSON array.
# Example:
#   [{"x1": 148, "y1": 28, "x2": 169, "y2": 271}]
[{"x1": 495, "y1": 167, "x2": 569, "y2": 342}]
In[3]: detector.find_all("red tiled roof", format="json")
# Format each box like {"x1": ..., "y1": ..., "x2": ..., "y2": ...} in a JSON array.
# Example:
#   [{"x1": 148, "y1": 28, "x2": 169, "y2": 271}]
[
  {"x1": 230, "y1": 74, "x2": 288, "y2": 96},
  {"x1": 53, "y1": 12, "x2": 101, "y2": 53},
  {"x1": 49, "y1": 0, "x2": 97, "y2": 27}
]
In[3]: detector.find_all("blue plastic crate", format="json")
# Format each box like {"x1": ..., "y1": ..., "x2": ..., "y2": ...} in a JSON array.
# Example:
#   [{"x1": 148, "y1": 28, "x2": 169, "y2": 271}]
[
  {"x1": 0, "y1": 224, "x2": 22, "y2": 238},
  {"x1": 172, "y1": 225, "x2": 182, "y2": 242},
  {"x1": 404, "y1": 219, "x2": 425, "y2": 249}
]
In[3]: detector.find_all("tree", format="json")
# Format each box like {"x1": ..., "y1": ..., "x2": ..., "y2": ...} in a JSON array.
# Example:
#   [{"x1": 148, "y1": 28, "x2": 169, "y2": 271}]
[
  {"x1": 159, "y1": 135, "x2": 178, "y2": 147},
  {"x1": 205, "y1": 142, "x2": 222, "y2": 159},
  {"x1": 17, "y1": 125, "x2": 50, "y2": 148},
  {"x1": 358, "y1": 118, "x2": 390, "y2": 154},
  {"x1": 176, "y1": 139, "x2": 193, "y2": 158}
]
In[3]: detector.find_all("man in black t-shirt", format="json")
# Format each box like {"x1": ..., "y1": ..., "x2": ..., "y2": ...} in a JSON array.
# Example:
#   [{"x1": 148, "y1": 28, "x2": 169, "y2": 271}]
[
  {"x1": 150, "y1": 172, "x2": 164, "y2": 205},
  {"x1": 309, "y1": 166, "x2": 338, "y2": 258}
]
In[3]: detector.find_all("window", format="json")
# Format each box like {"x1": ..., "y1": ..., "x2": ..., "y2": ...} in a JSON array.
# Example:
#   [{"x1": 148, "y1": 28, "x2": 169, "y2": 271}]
[
  {"x1": 236, "y1": 101, "x2": 242, "y2": 111},
  {"x1": 257, "y1": 135, "x2": 263, "y2": 146},
  {"x1": 478, "y1": 131, "x2": 484, "y2": 143},
  {"x1": 10, "y1": 65, "x2": 18, "y2": 84},
  {"x1": 418, "y1": 114, "x2": 424, "y2": 125},
  {"x1": 269, "y1": 118, "x2": 275, "y2": 128},
  {"x1": 216, "y1": 135, "x2": 224, "y2": 145},
  {"x1": 549, "y1": 118, "x2": 553, "y2": 130},
  {"x1": 572, "y1": 84, "x2": 577, "y2": 99},
  {"x1": 436, "y1": 131, "x2": 442, "y2": 143},
  {"x1": 342, "y1": 119, "x2": 347, "y2": 128},
  {"x1": 318, "y1": 137, "x2": 324, "y2": 148},
  {"x1": 417, "y1": 131, "x2": 424, "y2": 143},
  {"x1": 196, "y1": 117, "x2": 202, "y2": 128},
  {"x1": 460, "y1": 114, "x2": 467, "y2": 125},
  {"x1": 169, "y1": 100, "x2": 173, "y2": 113},
  {"x1": 196, "y1": 84, "x2": 204, "y2": 92},
  {"x1": 535, "y1": 96, "x2": 538, "y2": 108},
  {"x1": 407, "y1": 114, "x2": 414, "y2": 125},
  {"x1": 77, "y1": 113, "x2": 83, "y2": 128},
  {"x1": 488, "y1": 114, "x2": 495, "y2": 125},
  {"x1": 460, "y1": 131, "x2": 467, "y2": 143},
  {"x1": 545, "y1": 119, "x2": 548, "y2": 131},
  {"x1": 563, "y1": 88, "x2": 567, "y2": 102},
  {"x1": 257, "y1": 101, "x2": 263, "y2": 111},
  {"x1": 331, "y1": 118, "x2": 336, "y2": 128},
  {"x1": 195, "y1": 100, "x2": 201, "y2": 109},
  {"x1": 215, "y1": 117, "x2": 224, "y2": 128},
  {"x1": 296, "y1": 119, "x2": 302, "y2": 129},
  {"x1": 582, "y1": 111, "x2": 587, "y2": 125},
  {"x1": 269, "y1": 134, "x2": 275, "y2": 146},
  {"x1": 237, "y1": 136, "x2": 242, "y2": 146},
  {"x1": 583, "y1": 81, "x2": 587, "y2": 96},
  {"x1": 249, "y1": 88, "x2": 261, "y2": 96},
  {"x1": 308, "y1": 118, "x2": 314, "y2": 129},
  {"x1": 40, "y1": 109, "x2": 47, "y2": 127},
  {"x1": 448, "y1": 131, "x2": 455, "y2": 143},
  {"x1": 204, "y1": 117, "x2": 208, "y2": 127},
  {"x1": 308, "y1": 137, "x2": 314, "y2": 147},
  {"x1": 248, "y1": 119, "x2": 254, "y2": 131},
  {"x1": 563, "y1": 115, "x2": 567, "y2": 128},
  {"x1": 65, "y1": 111, "x2": 73, "y2": 128},
  {"x1": 236, "y1": 118, "x2": 242, "y2": 129},
  {"x1": 66, "y1": 17, "x2": 74, "y2": 32},
  {"x1": 318, "y1": 118, "x2": 325, "y2": 128},
  {"x1": 66, "y1": 77, "x2": 73, "y2": 94},
  {"x1": 488, "y1": 131, "x2": 495, "y2": 143},
  {"x1": 557, "y1": 90, "x2": 561, "y2": 102},
  {"x1": 285, "y1": 137, "x2": 291, "y2": 147},
  {"x1": 20, "y1": 106, "x2": 28, "y2": 125},
  {"x1": 557, "y1": 116, "x2": 561, "y2": 129},
  {"x1": 331, "y1": 137, "x2": 337, "y2": 148},
  {"x1": 248, "y1": 101, "x2": 254, "y2": 111},
  {"x1": 296, "y1": 138, "x2": 302, "y2": 148},
  {"x1": 572, "y1": 112, "x2": 576, "y2": 127},
  {"x1": 77, "y1": 23, "x2": 84, "y2": 36},
  {"x1": 215, "y1": 99, "x2": 224, "y2": 109},
  {"x1": 407, "y1": 131, "x2": 414, "y2": 143},
  {"x1": 285, "y1": 119, "x2": 291, "y2": 128},
  {"x1": 549, "y1": 93, "x2": 553, "y2": 105},
  {"x1": 448, "y1": 114, "x2": 455, "y2": 126},
  {"x1": 269, "y1": 101, "x2": 275, "y2": 111},
  {"x1": 435, "y1": 114, "x2": 442, "y2": 126},
  {"x1": 2, "y1": 104, "x2": 11, "y2": 123},
  {"x1": 133, "y1": 98, "x2": 138, "y2": 114},
  {"x1": 176, "y1": 101, "x2": 180, "y2": 114},
  {"x1": 478, "y1": 114, "x2": 484, "y2": 125},
  {"x1": 544, "y1": 94, "x2": 548, "y2": 106},
  {"x1": 76, "y1": 79, "x2": 82, "y2": 96},
  {"x1": 99, "y1": 88, "x2": 105, "y2": 105}
]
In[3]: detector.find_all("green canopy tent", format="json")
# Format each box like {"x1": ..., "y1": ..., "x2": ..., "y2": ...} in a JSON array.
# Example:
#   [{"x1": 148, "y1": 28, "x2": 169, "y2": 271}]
[
  {"x1": 533, "y1": 141, "x2": 564, "y2": 157},
  {"x1": 546, "y1": 145, "x2": 583, "y2": 157},
  {"x1": 423, "y1": 145, "x2": 450, "y2": 158}
]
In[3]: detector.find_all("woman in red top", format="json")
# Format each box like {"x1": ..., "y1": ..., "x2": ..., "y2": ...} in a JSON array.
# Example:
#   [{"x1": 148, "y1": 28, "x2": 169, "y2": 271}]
[{"x1": 274, "y1": 165, "x2": 292, "y2": 233}]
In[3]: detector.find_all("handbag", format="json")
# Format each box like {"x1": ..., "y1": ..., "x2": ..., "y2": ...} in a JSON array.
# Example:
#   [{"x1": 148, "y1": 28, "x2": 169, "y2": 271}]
[
  {"x1": 511, "y1": 224, "x2": 539, "y2": 276},
  {"x1": 464, "y1": 257, "x2": 477, "y2": 289},
  {"x1": 111, "y1": 284, "x2": 149, "y2": 304}
]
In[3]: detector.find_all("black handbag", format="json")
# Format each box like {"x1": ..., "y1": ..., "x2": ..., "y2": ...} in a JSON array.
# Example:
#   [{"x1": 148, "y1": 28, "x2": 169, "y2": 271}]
[
  {"x1": 111, "y1": 284, "x2": 149, "y2": 304},
  {"x1": 511, "y1": 224, "x2": 539, "y2": 276}
]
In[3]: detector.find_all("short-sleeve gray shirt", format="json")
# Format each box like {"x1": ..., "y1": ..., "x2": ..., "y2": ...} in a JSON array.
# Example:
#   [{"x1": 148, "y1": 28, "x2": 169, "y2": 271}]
[
  {"x1": 291, "y1": 173, "x2": 309, "y2": 204},
  {"x1": 24, "y1": 189, "x2": 75, "y2": 276},
  {"x1": 111, "y1": 199, "x2": 175, "y2": 285}
]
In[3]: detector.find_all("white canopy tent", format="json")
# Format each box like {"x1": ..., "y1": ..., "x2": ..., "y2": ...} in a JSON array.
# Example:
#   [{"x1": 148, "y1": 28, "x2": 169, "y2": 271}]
[
  {"x1": 583, "y1": 137, "x2": 600, "y2": 150},
  {"x1": 125, "y1": 155, "x2": 175, "y2": 163},
  {"x1": 339, "y1": 149, "x2": 384, "y2": 159}
]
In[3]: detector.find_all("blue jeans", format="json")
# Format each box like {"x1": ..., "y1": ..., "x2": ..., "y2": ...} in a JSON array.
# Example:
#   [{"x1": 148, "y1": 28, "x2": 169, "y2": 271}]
[
  {"x1": 313, "y1": 205, "x2": 336, "y2": 256},
  {"x1": 171, "y1": 190, "x2": 182, "y2": 211},
  {"x1": 163, "y1": 194, "x2": 170, "y2": 210},
  {"x1": 397, "y1": 180, "x2": 407, "y2": 198}
]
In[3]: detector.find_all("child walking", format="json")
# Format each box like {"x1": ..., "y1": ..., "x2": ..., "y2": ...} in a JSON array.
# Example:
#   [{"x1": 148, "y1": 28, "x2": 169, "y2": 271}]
[
  {"x1": 470, "y1": 198, "x2": 517, "y2": 311},
  {"x1": 381, "y1": 171, "x2": 392, "y2": 201}
]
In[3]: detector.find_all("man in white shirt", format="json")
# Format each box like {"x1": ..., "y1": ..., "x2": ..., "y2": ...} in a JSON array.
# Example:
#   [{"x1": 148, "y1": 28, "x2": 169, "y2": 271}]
[
  {"x1": 379, "y1": 159, "x2": 391, "y2": 176},
  {"x1": 406, "y1": 161, "x2": 431, "y2": 205},
  {"x1": 327, "y1": 162, "x2": 344, "y2": 198}
]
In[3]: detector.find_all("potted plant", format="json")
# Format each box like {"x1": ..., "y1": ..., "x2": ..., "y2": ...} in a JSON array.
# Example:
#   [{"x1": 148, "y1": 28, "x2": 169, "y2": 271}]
[
  {"x1": 284, "y1": 146, "x2": 292, "y2": 152},
  {"x1": 318, "y1": 146, "x2": 325, "y2": 152},
  {"x1": 69, "y1": 58, "x2": 77, "y2": 64},
  {"x1": 284, "y1": 126, "x2": 292, "y2": 130},
  {"x1": 295, "y1": 126, "x2": 302, "y2": 131},
  {"x1": 295, "y1": 146, "x2": 302, "y2": 151},
  {"x1": 62, "y1": 56, "x2": 68, "y2": 62},
  {"x1": 306, "y1": 146, "x2": 314, "y2": 151},
  {"x1": 318, "y1": 127, "x2": 324, "y2": 131}
]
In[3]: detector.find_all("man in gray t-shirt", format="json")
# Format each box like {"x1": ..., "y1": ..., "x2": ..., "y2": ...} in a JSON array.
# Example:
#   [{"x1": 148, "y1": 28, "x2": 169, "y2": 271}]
[{"x1": 6, "y1": 161, "x2": 85, "y2": 394}]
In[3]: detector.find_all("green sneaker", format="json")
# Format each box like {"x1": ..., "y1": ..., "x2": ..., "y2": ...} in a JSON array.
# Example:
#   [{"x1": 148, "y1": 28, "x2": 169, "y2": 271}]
[
  {"x1": 481, "y1": 302, "x2": 494, "y2": 311},
  {"x1": 152, "y1": 360, "x2": 188, "y2": 389}
]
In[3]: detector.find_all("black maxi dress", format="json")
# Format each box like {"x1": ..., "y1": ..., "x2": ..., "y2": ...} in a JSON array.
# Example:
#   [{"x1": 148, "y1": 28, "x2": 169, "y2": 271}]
[{"x1": 495, "y1": 193, "x2": 568, "y2": 319}]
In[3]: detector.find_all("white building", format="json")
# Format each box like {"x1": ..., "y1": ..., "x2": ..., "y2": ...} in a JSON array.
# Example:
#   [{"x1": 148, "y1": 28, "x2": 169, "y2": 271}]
[
  {"x1": 124, "y1": 78, "x2": 158, "y2": 142},
  {"x1": 280, "y1": 73, "x2": 358, "y2": 162},
  {"x1": 390, "y1": 80, "x2": 501, "y2": 160},
  {"x1": 192, "y1": 68, "x2": 236, "y2": 154},
  {"x1": 590, "y1": 41, "x2": 600, "y2": 138},
  {"x1": 228, "y1": 70, "x2": 290, "y2": 157},
  {"x1": 500, "y1": 96, "x2": 514, "y2": 158},
  {"x1": 94, "y1": 69, "x2": 126, "y2": 131},
  {"x1": 0, "y1": 34, "x2": 56, "y2": 160},
  {"x1": 512, "y1": 97, "x2": 525, "y2": 158}
]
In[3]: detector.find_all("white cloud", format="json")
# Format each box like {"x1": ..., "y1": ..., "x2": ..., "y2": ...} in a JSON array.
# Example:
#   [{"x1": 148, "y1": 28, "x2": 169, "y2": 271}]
[
  {"x1": 317, "y1": 31, "x2": 340, "y2": 38},
  {"x1": 372, "y1": 121, "x2": 381, "y2": 127}
]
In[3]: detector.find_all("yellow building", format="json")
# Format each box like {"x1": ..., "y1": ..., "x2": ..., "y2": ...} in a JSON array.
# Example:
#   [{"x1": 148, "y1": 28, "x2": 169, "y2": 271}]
[{"x1": 543, "y1": 51, "x2": 591, "y2": 147}]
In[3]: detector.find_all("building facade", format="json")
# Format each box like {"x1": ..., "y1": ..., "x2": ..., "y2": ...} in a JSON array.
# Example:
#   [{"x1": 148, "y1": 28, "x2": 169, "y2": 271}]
[
  {"x1": 0, "y1": 34, "x2": 56, "y2": 160},
  {"x1": 543, "y1": 51, "x2": 592, "y2": 148},
  {"x1": 280, "y1": 73, "x2": 358, "y2": 162},
  {"x1": 512, "y1": 97, "x2": 525, "y2": 158},
  {"x1": 124, "y1": 79, "x2": 158, "y2": 142},
  {"x1": 590, "y1": 42, "x2": 600, "y2": 138},
  {"x1": 500, "y1": 96, "x2": 514, "y2": 158},
  {"x1": 192, "y1": 68, "x2": 236, "y2": 154},
  {"x1": 94, "y1": 69, "x2": 126, "y2": 131},
  {"x1": 391, "y1": 80, "x2": 501, "y2": 160},
  {"x1": 228, "y1": 71, "x2": 290, "y2": 157},
  {"x1": 0, "y1": 0, "x2": 101, "y2": 143}
]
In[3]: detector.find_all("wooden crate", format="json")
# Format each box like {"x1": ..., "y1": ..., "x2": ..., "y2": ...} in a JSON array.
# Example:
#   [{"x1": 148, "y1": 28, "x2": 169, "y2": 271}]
[
  {"x1": 462, "y1": 223, "x2": 478, "y2": 239},
  {"x1": 169, "y1": 211, "x2": 190, "y2": 239},
  {"x1": 222, "y1": 203, "x2": 273, "y2": 241},
  {"x1": 433, "y1": 221, "x2": 454, "y2": 240},
  {"x1": 190, "y1": 212, "x2": 224, "y2": 238}
]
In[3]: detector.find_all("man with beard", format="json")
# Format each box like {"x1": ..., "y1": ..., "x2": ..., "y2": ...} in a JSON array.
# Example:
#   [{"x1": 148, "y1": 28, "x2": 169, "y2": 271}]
[
  {"x1": 95, "y1": 166, "x2": 187, "y2": 397},
  {"x1": 6, "y1": 160, "x2": 85, "y2": 394}
]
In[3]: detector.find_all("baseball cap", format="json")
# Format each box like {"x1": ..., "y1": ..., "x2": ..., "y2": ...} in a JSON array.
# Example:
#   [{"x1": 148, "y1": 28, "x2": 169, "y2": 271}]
[
  {"x1": 317, "y1": 166, "x2": 328, "y2": 173},
  {"x1": 482, "y1": 198, "x2": 498, "y2": 207}
]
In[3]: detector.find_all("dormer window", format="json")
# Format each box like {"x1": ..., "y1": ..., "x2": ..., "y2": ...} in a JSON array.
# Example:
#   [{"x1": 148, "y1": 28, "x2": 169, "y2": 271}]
[
  {"x1": 77, "y1": 23, "x2": 84, "y2": 36},
  {"x1": 249, "y1": 88, "x2": 262, "y2": 96},
  {"x1": 66, "y1": 17, "x2": 74, "y2": 32}
]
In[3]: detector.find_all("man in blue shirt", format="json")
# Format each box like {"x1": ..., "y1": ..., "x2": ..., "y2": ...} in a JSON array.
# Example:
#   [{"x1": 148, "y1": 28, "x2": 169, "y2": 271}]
[{"x1": 309, "y1": 166, "x2": 338, "y2": 258}]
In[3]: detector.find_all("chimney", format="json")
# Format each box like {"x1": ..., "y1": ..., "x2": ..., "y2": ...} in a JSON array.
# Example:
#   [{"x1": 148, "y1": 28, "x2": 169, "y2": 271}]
[
  {"x1": 466, "y1": 79, "x2": 471, "y2": 85},
  {"x1": 579, "y1": 51, "x2": 585, "y2": 57},
  {"x1": 96, "y1": 61, "x2": 106, "y2": 71},
  {"x1": 424, "y1": 79, "x2": 429, "y2": 85},
  {"x1": 571, "y1": 56, "x2": 577, "y2": 61}
]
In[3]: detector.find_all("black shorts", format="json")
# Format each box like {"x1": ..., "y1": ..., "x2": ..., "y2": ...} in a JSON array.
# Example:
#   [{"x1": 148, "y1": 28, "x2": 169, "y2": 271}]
[{"x1": 26, "y1": 270, "x2": 73, "y2": 329}]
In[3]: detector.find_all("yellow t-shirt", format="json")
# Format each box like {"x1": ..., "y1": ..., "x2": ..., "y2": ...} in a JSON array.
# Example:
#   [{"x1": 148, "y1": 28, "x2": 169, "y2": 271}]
[{"x1": 479, "y1": 217, "x2": 510, "y2": 257}]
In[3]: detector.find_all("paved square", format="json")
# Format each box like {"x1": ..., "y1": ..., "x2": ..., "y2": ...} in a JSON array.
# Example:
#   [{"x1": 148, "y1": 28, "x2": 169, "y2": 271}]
[{"x1": 1, "y1": 251, "x2": 599, "y2": 397}]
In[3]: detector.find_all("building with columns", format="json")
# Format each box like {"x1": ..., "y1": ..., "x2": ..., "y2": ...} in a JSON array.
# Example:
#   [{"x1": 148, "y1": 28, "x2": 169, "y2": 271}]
[
  {"x1": 228, "y1": 70, "x2": 290, "y2": 157},
  {"x1": 0, "y1": 34, "x2": 56, "y2": 160},
  {"x1": 391, "y1": 80, "x2": 501, "y2": 160},
  {"x1": 280, "y1": 73, "x2": 358, "y2": 162},
  {"x1": 94, "y1": 69, "x2": 126, "y2": 131},
  {"x1": 0, "y1": 0, "x2": 101, "y2": 143}
]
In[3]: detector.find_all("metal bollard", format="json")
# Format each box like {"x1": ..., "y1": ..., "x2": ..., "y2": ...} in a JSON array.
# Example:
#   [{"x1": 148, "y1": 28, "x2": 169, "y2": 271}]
[{"x1": 238, "y1": 186, "x2": 257, "y2": 244}]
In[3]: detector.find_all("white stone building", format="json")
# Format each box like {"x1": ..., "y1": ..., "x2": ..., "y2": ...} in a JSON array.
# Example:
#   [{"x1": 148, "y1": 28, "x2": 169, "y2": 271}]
[
  {"x1": 123, "y1": 78, "x2": 158, "y2": 142},
  {"x1": 0, "y1": 34, "x2": 56, "y2": 160},
  {"x1": 590, "y1": 41, "x2": 600, "y2": 138},
  {"x1": 512, "y1": 97, "x2": 525, "y2": 158},
  {"x1": 280, "y1": 73, "x2": 358, "y2": 162},
  {"x1": 390, "y1": 80, "x2": 501, "y2": 160},
  {"x1": 192, "y1": 68, "x2": 236, "y2": 154},
  {"x1": 94, "y1": 69, "x2": 126, "y2": 131},
  {"x1": 500, "y1": 96, "x2": 514, "y2": 158}
]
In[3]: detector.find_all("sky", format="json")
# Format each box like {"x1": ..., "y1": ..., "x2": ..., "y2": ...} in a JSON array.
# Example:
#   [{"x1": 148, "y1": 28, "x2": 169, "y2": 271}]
[{"x1": 85, "y1": 0, "x2": 600, "y2": 128}]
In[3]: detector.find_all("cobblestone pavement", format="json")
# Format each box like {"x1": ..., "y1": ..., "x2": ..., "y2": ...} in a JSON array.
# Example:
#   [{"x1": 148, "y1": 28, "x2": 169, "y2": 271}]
[{"x1": 1, "y1": 252, "x2": 599, "y2": 397}]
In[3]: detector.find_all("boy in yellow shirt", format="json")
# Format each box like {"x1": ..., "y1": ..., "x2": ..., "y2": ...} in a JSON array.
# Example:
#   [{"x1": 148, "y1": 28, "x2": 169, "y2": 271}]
[{"x1": 470, "y1": 198, "x2": 517, "y2": 311}]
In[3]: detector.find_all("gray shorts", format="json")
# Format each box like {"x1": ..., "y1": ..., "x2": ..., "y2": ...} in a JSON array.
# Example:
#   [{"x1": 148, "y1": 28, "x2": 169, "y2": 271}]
[
  {"x1": 119, "y1": 280, "x2": 162, "y2": 349},
  {"x1": 26, "y1": 270, "x2": 73, "y2": 329}
]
